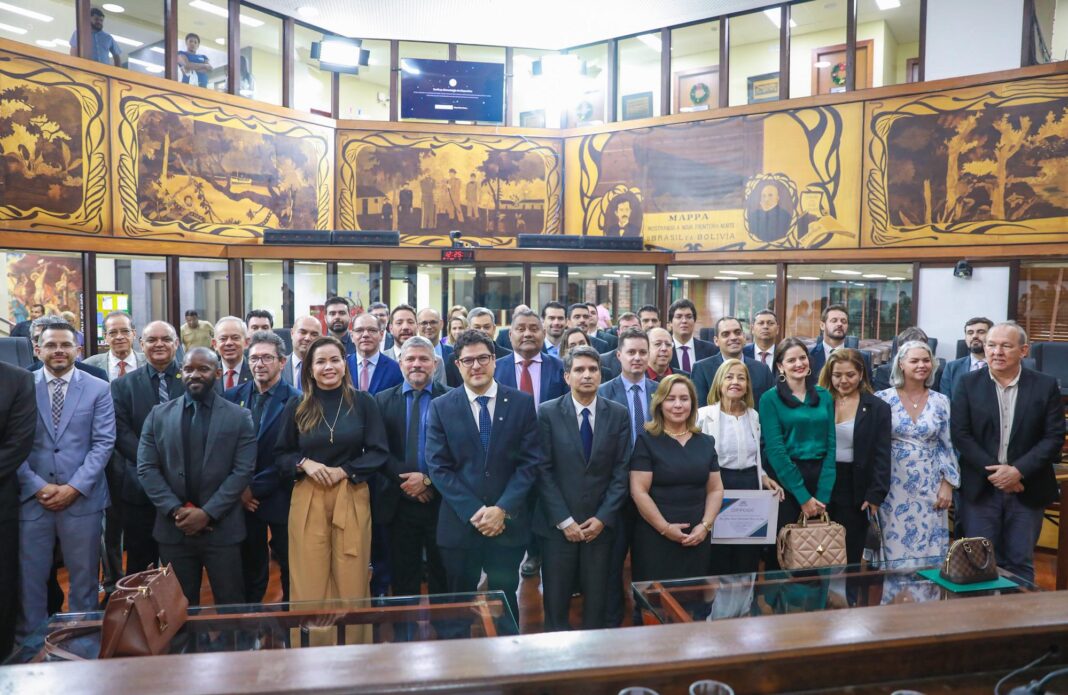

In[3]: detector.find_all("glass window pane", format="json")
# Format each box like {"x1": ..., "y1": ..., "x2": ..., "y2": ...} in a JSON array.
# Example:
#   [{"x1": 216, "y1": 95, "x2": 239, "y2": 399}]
[
  {"x1": 179, "y1": 257, "x2": 229, "y2": 326},
  {"x1": 728, "y1": 9, "x2": 781, "y2": 107},
  {"x1": 239, "y1": 5, "x2": 282, "y2": 104},
  {"x1": 618, "y1": 33, "x2": 661, "y2": 120},
  {"x1": 511, "y1": 48, "x2": 559, "y2": 127},
  {"x1": 530, "y1": 264, "x2": 563, "y2": 316},
  {"x1": 9, "y1": 0, "x2": 75, "y2": 60},
  {"x1": 1, "y1": 249, "x2": 83, "y2": 337},
  {"x1": 454, "y1": 45, "x2": 505, "y2": 124},
  {"x1": 668, "y1": 265, "x2": 777, "y2": 339},
  {"x1": 243, "y1": 259, "x2": 284, "y2": 328},
  {"x1": 857, "y1": 0, "x2": 922, "y2": 86},
  {"x1": 1017, "y1": 260, "x2": 1068, "y2": 342},
  {"x1": 96, "y1": 254, "x2": 167, "y2": 350},
  {"x1": 178, "y1": 0, "x2": 228, "y2": 92},
  {"x1": 790, "y1": 0, "x2": 847, "y2": 99},
  {"x1": 294, "y1": 24, "x2": 331, "y2": 116},
  {"x1": 447, "y1": 265, "x2": 476, "y2": 316},
  {"x1": 398, "y1": 41, "x2": 448, "y2": 123},
  {"x1": 568, "y1": 43, "x2": 608, "y2": 126},
  {"x1": 446, "y1": 264, "x2": 523, "y2": 326},
  {"x1": 785, "y1": 263, "x2": 913, "y2": 345},
  {"x1": 106, "y1": 0, "x2": 165, "y2": 76},
  {"x1": 338, "y1": 38, "x2": 390, "y2": 120},
  {"x1": 414, "y1": 263, "x2": 443, "y2": 315},
  {"x1": 671, "y1": 21, "x2": 720, "y2": 114},
  {"x1": 568, "y1": 265, "x2": 655, "y2": 319},
  {"x1": 336, "y1": 261, "x2": 381, "y2": 309},
  {"x1": 292, "y1": 261, "x2": 326, "y2": 320}
]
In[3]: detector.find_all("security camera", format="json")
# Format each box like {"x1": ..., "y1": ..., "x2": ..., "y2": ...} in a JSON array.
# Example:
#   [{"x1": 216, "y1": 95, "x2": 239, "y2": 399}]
[
  {"x1": 953, "y1": 260, "x2": 973, "y2": 279},
  {"x1": 449, "y1": 230, "x2": 463, "y2": 248}
]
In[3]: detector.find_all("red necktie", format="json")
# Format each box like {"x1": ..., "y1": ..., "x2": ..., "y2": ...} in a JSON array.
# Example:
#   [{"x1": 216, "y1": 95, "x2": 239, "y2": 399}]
[
  {"x1": 680, "y1": 346, "x2": 691, "y2": 372},
  {"x1": 520, "y1": 359, "x2": 534, "y2": 395},
  {"x1": 226, "y1": 369, "x2": 236, "y2": 390},
  {"x1": 118, "y1": 360, "x2": 127, "y2": 377},
  {"x1": 760, "y1": 351, "x2": 769, "y2": 365}
]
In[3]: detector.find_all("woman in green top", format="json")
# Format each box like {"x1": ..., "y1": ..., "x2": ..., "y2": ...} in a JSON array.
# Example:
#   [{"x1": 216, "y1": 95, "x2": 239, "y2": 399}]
[{"x1": 758, "y1": 337, "x2": 836, "y2": 532}]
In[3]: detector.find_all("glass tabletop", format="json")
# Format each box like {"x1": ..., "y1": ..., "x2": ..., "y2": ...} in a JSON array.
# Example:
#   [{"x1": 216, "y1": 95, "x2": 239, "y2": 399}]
[
  {"x1": 632, "y1": 557, "x2": 1038, "y2": 625},
  {"x1": 8, "y1": 591, "x2": 516, "y2": 664}
]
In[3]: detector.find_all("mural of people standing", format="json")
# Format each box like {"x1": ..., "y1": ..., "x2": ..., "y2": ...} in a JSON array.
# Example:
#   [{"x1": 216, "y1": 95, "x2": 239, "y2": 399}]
[
  {"x1": 419, "y1": 174, "x2": 437, "y2": 229},
  {"x1": 465, "y1": 173, "x2": 479, "y2": 224},
  {"x1": 446, "y1": 168, "x2": 463, "y2": 223}
]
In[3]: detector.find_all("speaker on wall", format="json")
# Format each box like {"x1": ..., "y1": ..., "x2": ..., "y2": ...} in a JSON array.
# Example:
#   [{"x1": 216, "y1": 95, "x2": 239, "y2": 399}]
[
  {"x1": 263, "y1": 230, "x2": 331, "y2": 245},
  {"x1": 582, "y1": 236, "x2": 644, "y2": 251},
  {"x1": 332, "y1": 230, "x2": 401, "y2": 246},
  {"x1": 517, "y1": 234, "x2": 644, "y2": 251}
]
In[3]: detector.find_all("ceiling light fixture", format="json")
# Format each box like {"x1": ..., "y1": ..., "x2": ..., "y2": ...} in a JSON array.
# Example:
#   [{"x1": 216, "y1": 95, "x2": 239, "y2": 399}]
[
  {"x1": 798, "y1": 276, "x2": 820, "y2": 281},
  {"x1": 101, "y1": 3, "x2": 125, "y2": 12},
  {"x1": 763, "y1": 8, "x2": 796, "y2": 29},
  {"x1": 862, "y1": 273, "x2": 886, "y2": 279},
  {"x1": 0, "y1": 21, "x2": 27, "y2": 35},
  {"x1": 110, "y1": 33, "x2": 144, "y2": 47},
  {"x1": 128, "y1": 56, "x2": 164, "y2": 73},
  {"x1": 0, "y1": 2, "x2": 51, "y2": 22},
  {"x1": 830, "y1": 269, "x2": 863, "y2": 276},
  {"x1": 886, "y1": 276, "x2": 906, "y2": 281},
  {"x1": 673, "y1": 273, "x2": 700, "y2": 279},
  {"x1": 717, "y1": 270, "x2": 754, "y2": 276},
  {"x1": 876, "y1": 0, "x2": 901, "y2": 9}
]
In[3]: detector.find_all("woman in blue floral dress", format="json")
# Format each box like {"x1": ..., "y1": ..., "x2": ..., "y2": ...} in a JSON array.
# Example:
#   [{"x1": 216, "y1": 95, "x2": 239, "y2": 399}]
[{"x1": 875, "y1": 340, "x2": 959, "y2": 562}]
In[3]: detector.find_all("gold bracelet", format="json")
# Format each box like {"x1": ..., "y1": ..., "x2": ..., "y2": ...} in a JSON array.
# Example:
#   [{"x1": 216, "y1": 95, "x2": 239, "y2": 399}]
[
  {"x1": 660, "y1": 524, "x2": 669, "y2": 536},
  {"x1": 702, "y1": 520, "x2": 713, "y2": 532}
]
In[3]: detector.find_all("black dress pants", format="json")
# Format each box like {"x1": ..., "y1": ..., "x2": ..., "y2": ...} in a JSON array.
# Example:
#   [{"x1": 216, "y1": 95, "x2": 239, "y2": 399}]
[
  {"x1": 440, "y1": 542, "x2": 525, "y2": 637},
  {"x1": 123, "y1": 502, "x2": 159, "y2": 575},
  {"x1": 540, "y1": 529, "x2": 614, "y2": 631},
  {"x1": 160, "y1": 540, "x2": 245, "y2": 607},
  {"x1": 0, "y1": 519, "x2": 17, "y2": 657},
  {"x1": 387, "y1": 497, "x2": 447, "y2": 598},
  {"x1": 828, "y1": 462, "x2": 869, "y2": 565},
  {"x1": 241, "y1": 512, "x2": 289, "y2": 603}
]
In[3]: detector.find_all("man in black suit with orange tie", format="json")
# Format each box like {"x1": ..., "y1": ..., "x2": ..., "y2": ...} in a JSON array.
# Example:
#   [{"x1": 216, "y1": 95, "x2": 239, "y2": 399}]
[{"x1": 536, "y1": 346, "x2": 631, "y2": 631}]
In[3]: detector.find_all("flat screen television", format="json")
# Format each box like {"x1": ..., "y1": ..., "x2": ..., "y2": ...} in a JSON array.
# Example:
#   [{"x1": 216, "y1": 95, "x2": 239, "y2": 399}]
[{"x1": 400, "y1": 58, "x2": 504, "y2": 123}]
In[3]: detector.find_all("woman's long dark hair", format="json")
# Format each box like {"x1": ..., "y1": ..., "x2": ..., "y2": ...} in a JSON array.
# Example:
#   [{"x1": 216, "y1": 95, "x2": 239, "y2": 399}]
[
  {"x1": 296, "y1": 335, "x2": 355, "y2": 434},
  {"x1": 772, "y1": 337, "x2": 818, "y2": 407}
]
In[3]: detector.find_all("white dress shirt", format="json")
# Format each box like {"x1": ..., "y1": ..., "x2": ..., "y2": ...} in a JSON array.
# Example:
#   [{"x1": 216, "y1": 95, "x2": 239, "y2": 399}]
[
  {"x1": 107, "y1": 351, "x2": 138, "y2": 381},
  {"x1": 990, "y1": 368, "x2": 1021, "y2": 465},
  {"x1": 291, "y1": 356, "x2": 303, "y2": 385},
  {"x1": 464, "y1": 380, "x2": 498, "y2": 427},
  {"x1": 514, "y1": 353, "x2": 543, "y2": 404},
  {"x1": 753, "y1": 344, "x2": 775, "y2": 369},
  {"x1": 969, "y1": 355, "x2": 987, "y2": 371},
  {"x1": 822, "y1": 341, "x2": 841, "y2": 359},
  {"x1": 45, "y1": 366, "x2": 74, "y2": 396},
  {"x1": 222, "y1": 359, "x2": 245, "y2": 387}
]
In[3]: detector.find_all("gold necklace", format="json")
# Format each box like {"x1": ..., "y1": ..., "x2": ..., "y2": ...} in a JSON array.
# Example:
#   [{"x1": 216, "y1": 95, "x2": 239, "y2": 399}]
[
  {"x1": 664, "y1": 428, "x2": 689, "y2": 438},
  {"x1": 900, "y1": 389, "x2": 927, "y2": 410},
  {"x1": 324, "y1": 397, "x2": 345, "y2": 443}
]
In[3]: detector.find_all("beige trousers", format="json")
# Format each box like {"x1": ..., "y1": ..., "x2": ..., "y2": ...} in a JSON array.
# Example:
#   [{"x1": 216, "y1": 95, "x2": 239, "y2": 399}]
[{"x1": 288, "y1": 478, "x2": 372, "y2": 645}]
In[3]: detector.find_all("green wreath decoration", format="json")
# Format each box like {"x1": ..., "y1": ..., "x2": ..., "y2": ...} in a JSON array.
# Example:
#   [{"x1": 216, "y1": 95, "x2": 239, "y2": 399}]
[
  {"x1": 831, "y1": 62, "x2": 847, "y2": 87},
  {"x1": 689, "y1": 82, "x2": 710, "y2": 105}
]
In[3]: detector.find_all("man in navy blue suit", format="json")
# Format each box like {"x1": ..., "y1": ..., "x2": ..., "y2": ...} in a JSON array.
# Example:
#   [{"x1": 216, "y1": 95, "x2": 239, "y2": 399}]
[
  {"x1": 940, "y1": 316, "x2": 993, "y2": 401},
  {"x1": 808, "y1": 303, "x2": 871, "y2": 386},
  {"x1": 494, "y1": 309, "x2": 567, "y2": 407},
  {"x1": 691, "y1": 317, "x2": 774, "y2": 407},
  {"x1": 347, "y1": 312, "x2": 402, "y2": 396},
  {"x1": 223, "y1": 331, "x2": 300, "y2": 603},
  {"x1": 426, "y1": 330, "x2": 543, "y2": 632}
]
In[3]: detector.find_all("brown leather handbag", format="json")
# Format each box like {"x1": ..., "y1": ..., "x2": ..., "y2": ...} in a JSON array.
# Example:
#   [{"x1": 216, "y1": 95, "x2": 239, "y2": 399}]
[
  {"x1": 940, "y1": 537, "x2": 998, "y2": 584},
  {"x1": 776, "y1": 512, "x2": 847, "y2": 570}
]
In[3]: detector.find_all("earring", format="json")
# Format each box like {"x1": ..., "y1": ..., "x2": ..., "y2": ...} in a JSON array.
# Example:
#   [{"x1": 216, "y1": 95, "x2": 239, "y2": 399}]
[
  {"x1": 804, "y1": 368, "x2": 812, "y2": 377},
  {"x1": 777, "y1": 372, "x2": 786, "y2": 383}
]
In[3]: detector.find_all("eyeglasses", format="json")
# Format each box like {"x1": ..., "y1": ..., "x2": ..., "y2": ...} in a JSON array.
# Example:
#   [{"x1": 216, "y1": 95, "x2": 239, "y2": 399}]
[
  {"x1": 456, "y1": 354, "x2": 493, "y2": 368},
  {"x1": 248, "y1": 355, "x2": 278, "y2": 364}
]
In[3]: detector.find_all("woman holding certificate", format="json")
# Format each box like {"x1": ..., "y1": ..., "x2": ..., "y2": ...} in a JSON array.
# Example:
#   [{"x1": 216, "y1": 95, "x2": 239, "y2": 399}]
[
  {"x1": 759, "y1": 338, "x2": 836, "y2": 536},
  {"x1": 697, "y1": 359, "x2": 784, "y2": 576},
  {"x1": 629, "y1": 375, "x2": 724, "y2": 582},
  {"x1": 818, "y1": 349, "x2": 892, "y2": 564}
]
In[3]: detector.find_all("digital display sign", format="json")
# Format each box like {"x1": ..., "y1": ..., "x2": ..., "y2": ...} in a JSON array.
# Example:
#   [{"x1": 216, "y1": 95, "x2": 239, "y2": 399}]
[{"x1": 441, "y1": 249, "x2": 475, "y2": 262}]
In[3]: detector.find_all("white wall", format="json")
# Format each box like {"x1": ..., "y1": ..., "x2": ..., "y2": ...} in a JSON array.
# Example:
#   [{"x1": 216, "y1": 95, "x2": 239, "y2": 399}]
[
  {"x1": 917, "y1": 265, "x2": 1010, "y2": 360},
  {"x1": 925, "y1": 0, "x2": 1023, "y2": 80}
]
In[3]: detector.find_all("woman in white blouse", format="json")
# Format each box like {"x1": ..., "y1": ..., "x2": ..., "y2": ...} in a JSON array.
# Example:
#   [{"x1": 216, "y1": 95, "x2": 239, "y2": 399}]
[{"x1": 697, "y1": 358, "x2": 784, "y2": 576}]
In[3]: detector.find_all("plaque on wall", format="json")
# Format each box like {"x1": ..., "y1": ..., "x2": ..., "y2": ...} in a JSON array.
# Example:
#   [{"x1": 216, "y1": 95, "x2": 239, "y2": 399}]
[{"x1": 621, "y1": 91, "x2": 654, "y2": 121}]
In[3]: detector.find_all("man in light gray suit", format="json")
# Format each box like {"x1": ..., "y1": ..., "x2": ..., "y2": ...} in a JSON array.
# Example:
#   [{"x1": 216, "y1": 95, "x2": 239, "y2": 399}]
[
  {"x1": 137, "y1": 347, "x2": 256, "y2": 607},
  {"x1": 281, "y1": 315, "x2": 322, "y2": 391},
  {"x1": 83, "y1": 309, "x2": 146, "y2": 596},
  {"x1": 17, "y1": 322, "x2": 115, "y2": 641}
]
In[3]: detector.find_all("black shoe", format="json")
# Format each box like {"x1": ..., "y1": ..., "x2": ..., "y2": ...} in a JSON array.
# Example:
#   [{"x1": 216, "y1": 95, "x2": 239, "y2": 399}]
[{"x1": 520, "y1": 554, "x2": 541, "y2": 577}]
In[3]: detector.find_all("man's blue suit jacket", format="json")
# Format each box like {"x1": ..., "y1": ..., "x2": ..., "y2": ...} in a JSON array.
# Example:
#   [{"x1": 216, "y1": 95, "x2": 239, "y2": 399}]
[
  {"x1": 346, "y1": 351, "x2": 403, "y2": 395},
  {"x1": 493, "y1": 353, "x2": 567, "y2": 405}
]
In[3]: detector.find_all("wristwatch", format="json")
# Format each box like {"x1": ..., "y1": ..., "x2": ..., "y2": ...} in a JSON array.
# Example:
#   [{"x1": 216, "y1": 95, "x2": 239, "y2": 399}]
[
  {"x1": 702, "y1": 520, "x2": 713, "y2": 532},
  {"x1": 422, "y1": 475, "x2": 432, "y2": 487}
]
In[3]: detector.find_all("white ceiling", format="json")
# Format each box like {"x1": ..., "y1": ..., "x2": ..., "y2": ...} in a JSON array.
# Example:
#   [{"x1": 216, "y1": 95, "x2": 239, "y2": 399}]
[{"x1": 249, "y1": 0, "x2": 780, "y2": 49}]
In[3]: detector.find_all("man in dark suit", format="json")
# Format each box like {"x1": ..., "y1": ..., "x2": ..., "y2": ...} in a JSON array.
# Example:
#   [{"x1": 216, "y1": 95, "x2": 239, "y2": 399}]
[
  {"x1": 111, "y1": 320, "x2": 186, "y2": 575},
  {"x1": 598, "y1": 327, "x2": 656, "y2": 627},
  {"x1": 951, "y1": 321, "x2": 1065, "y2": 584},
  {"x1": 223, "y1": 331, "x2": 300, "y2": 603},
  {"x1": 137, "y1": 347, "x2": 256, "y2": 607},
  {"x1": 0, "y1": 362, "x2": 37, "y2": 655},
  {"x1": 808, "y1": 303, "x2": 871, "y2": 385},
  {"x1": 425, "y1": 330, "x2": 543, "y2": 632},
  {"x1": 281, "y1": 315, "x2": 321, "y2": 391},
  {"x1": 416, "y1": 307, "x2": 456, "y2": 388},
  {"x1": 536, "y1": 346, "x2": 631, "y2": 631},
  {"x1": 939, "y1": 316, "x2": 993, "y2": 401},
  {"x1": 600, "y1": 312, "x2": 640, "y2": 380},
  {"x1": 668, "y1": 298, "x2": 716, "y2": 372},
  {"x1": 691, "y1": 317, "x2": 774, "y2": 407},
  {"x1": 743, "y1": 309, "x2": 779, "y2": 372},
  {"x1": 637, "y1": 305, "x2": 660, "y2": 332},
  {"x1": 468, "y1": 307, "x2": 513, "y2": 360},
  {"x1": 10, "y1": 304, "x2": 44, "y2": 340},
  {"x1": 567, "y1": 303, "x2": 609, "y2": 353},
  {"x1": 324, "y1": 296, "x2": 357, "y2": 357},
  {"x1": 494, "y1": 309, "x2": 567, "y2": 406},
  {"x1": 374, "y1": 336, "x2": 449, "y2": 633},
  {"x1": 347, "y1": 313, "x2": 403, "y2": 395},
  {"x1": 212, "y1": 316, "x2": 252, "y2": 394}
]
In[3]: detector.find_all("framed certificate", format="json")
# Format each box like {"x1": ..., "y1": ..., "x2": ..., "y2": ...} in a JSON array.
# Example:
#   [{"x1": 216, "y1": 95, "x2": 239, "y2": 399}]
[{"x1": 710, "y1": 490, "x2": 778, "y2": 545}]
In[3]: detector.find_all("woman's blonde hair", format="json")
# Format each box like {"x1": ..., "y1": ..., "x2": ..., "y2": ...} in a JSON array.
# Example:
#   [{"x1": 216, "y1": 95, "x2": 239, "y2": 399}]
[
  {"x1": 818, "y1": 348, "x2": 873, "y2": 398},
  {"x1": 296, "y1": 336, "x2": 355, "y2": 434},
  {"x1": 645, "y1": 374, "x2": 700, "y2": 436},
  {"x1": 707, "y1": 358, "x2": 755, "y2": 409}
]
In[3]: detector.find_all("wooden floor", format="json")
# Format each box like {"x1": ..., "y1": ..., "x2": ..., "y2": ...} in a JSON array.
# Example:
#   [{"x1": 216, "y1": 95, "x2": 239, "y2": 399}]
[{"x1": 58, "y1": 551, "x2": 1057, "y2": 633}]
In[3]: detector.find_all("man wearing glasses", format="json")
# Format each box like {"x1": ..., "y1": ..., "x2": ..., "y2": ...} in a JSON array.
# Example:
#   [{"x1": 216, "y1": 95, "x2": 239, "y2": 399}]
[
  {"x1": 346, "y1": 312, "x2": 402, "y2": 396},
  {"x1": 426, "y1": 329, "x2": 544, "y2": 633},
  {"x1": 416, "y1": 307, "x2": 460, "y2": 388},
  {"x1": 223, "y1": 331, "x2": 300, "y2": 602},
  {"x1": 111, "y1": 321, "x2": 185, "y2": 575}
]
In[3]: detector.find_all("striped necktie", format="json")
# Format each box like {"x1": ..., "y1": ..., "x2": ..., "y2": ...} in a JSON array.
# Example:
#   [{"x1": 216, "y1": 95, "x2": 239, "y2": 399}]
[
  {"x1": 50, "y1": 379, "x2": 64, "y2": 431},
  {"x1": 476, "y1": 395, "x2": 491, "y2": 452}
]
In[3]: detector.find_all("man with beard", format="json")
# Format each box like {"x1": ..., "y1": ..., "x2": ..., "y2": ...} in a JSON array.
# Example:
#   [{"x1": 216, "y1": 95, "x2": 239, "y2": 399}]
[
  {"x1": 112, "y1": 321, "x2": 186, "y2": 575},
  {"x1": 940, "y1": 317, "x2": 994, "y2": 400},
  {"x1": 324, "y1": 297, "x2": 356, "y2": 357},
  {"x1": 281, "y1": 315, "x2": 321, "y2": 391},
  {"x1": 137, "y1": 348, "x2": 256, "y2": 607},
  {"x1": 245, "y1": 310, "x2": 274, "y2": 335},
  {"x1": 384, "y1": 305, "x2": 417, "y2": 360},
  {"x1": 541, "y1": 302, "x2": 568, "y2": 357},
  {"x1": 600, "y1": 312, "x2": 640, "y2": 379},
  {"x1": 637, "y1": 305, "x2": 660, "y2": 332},
  {"x1": 566, "y1": 303, "x2": 609, "y2": 353},
  {"x1": 212, "y1": 316, "x2": 252, "y2": 393},
  {"x1": 690, "y1": 317, "x2": 774, "y2": 408},
  {"x1": 808, "y1": 304, "x2": 870, "y2": 386},
  {"x1": 347, "y1": 312, "x2": 402, "y2": 395}
]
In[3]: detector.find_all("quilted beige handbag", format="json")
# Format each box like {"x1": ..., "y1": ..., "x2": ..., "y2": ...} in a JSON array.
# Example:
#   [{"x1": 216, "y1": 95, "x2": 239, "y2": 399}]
[{"x1": 776, "y1": 512, "x2": 847, "y2": 570}]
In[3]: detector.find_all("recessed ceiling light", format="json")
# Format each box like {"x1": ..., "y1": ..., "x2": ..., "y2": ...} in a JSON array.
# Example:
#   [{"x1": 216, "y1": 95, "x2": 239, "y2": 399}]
[
  {"x1": 150, "y1": 46, "x2": 165, "y2": 54},
  {"x1": 34, "y1": 38, "x2": 53, "y2": 47},
  {"x1": 886, "y1": 276, "x2": 906, "y2": 281},
  {"x1": 765, "y1": 274, "x2": 777, "y2": 278},
  {"x1": 876, "y1": 0, "x2": 901, "y2": 9},
  {"x1": 637, "y1": 33, "x2": 661, "y2": 53},
  {"x1": 673, "y1": 273, "x2": 699, "y2": 279},
  {"x1": 128, "y1": 57, "x2": 163, "y2": 73},
  {"x1": 667, "y1": 276, "x2": 678, "y2": 281},
  {"x1": 718, "y1": 270, "x2": 753, "y2": 276},
  {"x1": 830, "y1": 269, "x2": 863, "y2": 276},
  {"x1": 862, "y1": 273, "x2": 886, "y2": 279},
  {"x1": 51, "y1": 37, "x2": 70, "y2": 47},
  {"x1": 110, "y1": 34, "x2": 143, "y2": 47},
  {"x1": 798, "y1": 276, "x2": 820, "y2": 281},
  {"x1": 0, "y1": 2, "x2": 50, "y2": 21},
  {"x1": 714, "y1": 276, "x2": 737, "y2": 281},
  {"x1": 296, "y1": 5, "x2": 319, "y2": 19},
  {"x1": 602, "y1": 273, "x2": 621, "y2": 278},
  {"x1": 101, "y1": 3, "x2": 125, "y2": 13},
  {"x1": 0, "y1": 21, "x2": 27, "y2": 35},
  {"x1": 214, "y1": 37, "x2": 225, "y2": 45}
]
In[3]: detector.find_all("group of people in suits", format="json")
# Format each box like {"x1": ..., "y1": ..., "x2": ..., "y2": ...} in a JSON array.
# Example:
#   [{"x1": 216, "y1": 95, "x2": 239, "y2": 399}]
[{"x1": 0, "y1": 293, "x2": 1062, "y2": 653}]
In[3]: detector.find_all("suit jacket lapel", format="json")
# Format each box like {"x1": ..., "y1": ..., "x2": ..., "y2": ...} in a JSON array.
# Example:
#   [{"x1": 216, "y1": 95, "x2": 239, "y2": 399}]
[
  {"x1": 200, "y1": 401, "x2": 220, "y2": 478},
  {"x1": 1008, "y1": 370, "x2": 1031, "y2": 444},
  {"x1": 589, "y1": 398, "x2": 613, "y2": 469},
  {"x1": 35, "y1": 373, "x2": 53, "y2": 440},
  {"x1": 259, "y1": 387, "x2": 287, "y2": 435},
  {"x1": 557, "y1": 396, "x2": 585, "y2": 468},
  {"x1": 54, "y1": 371, "x2": 84, "y2": 440},
  {"x1": 485, "y1": 388, "x2": 510, "y2": 461}
]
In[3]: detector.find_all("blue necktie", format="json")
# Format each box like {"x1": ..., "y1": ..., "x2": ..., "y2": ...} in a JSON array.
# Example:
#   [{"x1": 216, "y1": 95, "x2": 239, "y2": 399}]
[
  {"x1": 476, "y1": 395, "x2": 491, "y2": 452},
  {"x1": 630, "y1": 384, "x2": 644, "y2": 443},
  {"x1": 156, "y1": 371, "x2": 169, "y2": 404},
  {"x1": 580, "y1": 407, "x2": 593, "y2": 462}
]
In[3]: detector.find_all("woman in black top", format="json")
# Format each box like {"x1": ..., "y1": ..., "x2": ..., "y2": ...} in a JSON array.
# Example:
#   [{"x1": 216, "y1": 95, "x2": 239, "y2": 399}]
[
  {"x1": 630, "y1": 374, "x2": 724, "y2": 582},
  {"x1": 276, "y1": 335, "x2": 388, "y2": 645}
]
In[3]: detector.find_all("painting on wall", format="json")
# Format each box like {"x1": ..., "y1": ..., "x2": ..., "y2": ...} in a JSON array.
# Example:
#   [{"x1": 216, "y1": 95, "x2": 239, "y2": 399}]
[
  {"x1": 747, "y1": 72, "x2": 780, "y2": 104},
  {"x1": 113, "y1": 81, "x2": 332, "y2": 242},
  {"x1": 5, "y1": 252, "x2": 83, "y2": 327},
  {"x1": 0, "y1": 52, "x2": 109, "y2": 234},
  {"x1": 569, "y1": 103, "x2": 862, "y2": 251},
  {"x1": 864, "y1": 74, "x2": 1068, "y2": 247},
  {"x1": 336, "y1": 130, "x2": 561, "y2": 247},
  {"x1": 674, "y1": 66, "x2": 717, "y2": 113}
]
